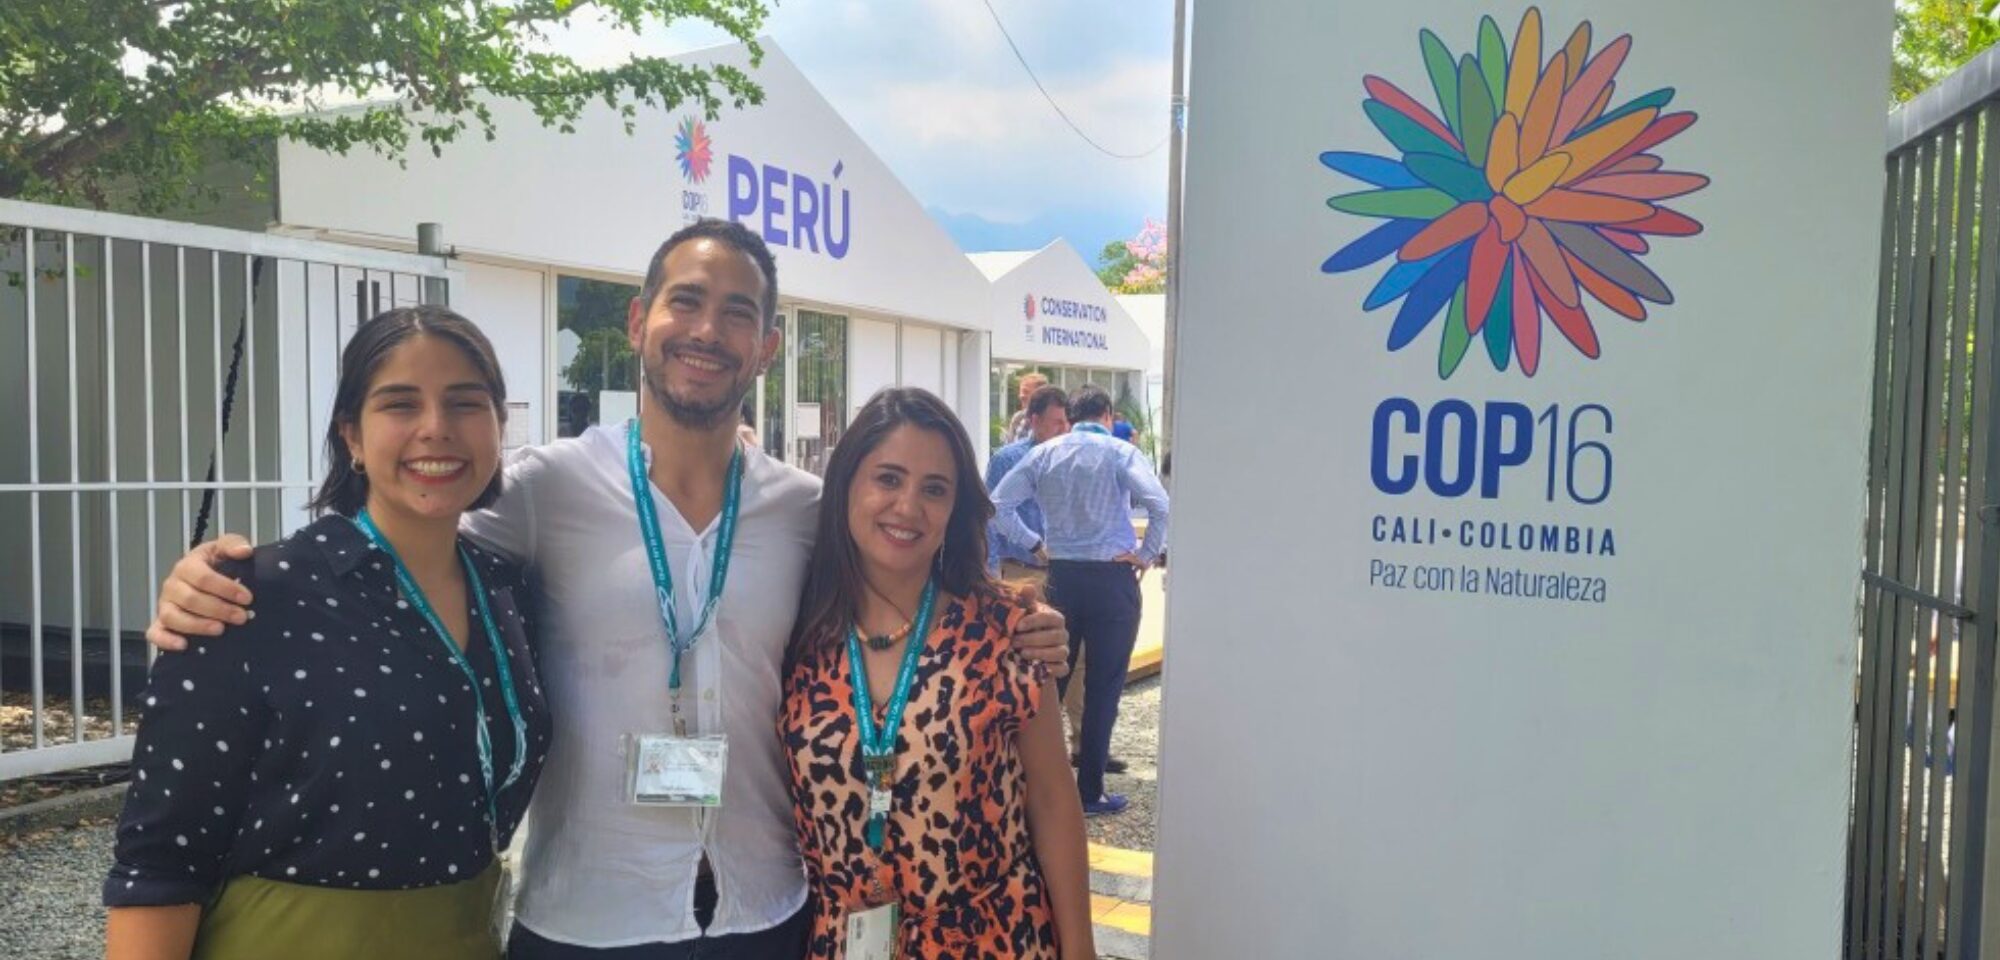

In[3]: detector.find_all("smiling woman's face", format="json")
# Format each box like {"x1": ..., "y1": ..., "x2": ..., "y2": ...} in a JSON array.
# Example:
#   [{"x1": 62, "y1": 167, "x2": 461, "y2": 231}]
[
  {"x1": 340, "y1": 334, "x2": 502, "y2": 524},
  {"x1": 846, "y1": 425, "x2": 959, "y2": 583}
]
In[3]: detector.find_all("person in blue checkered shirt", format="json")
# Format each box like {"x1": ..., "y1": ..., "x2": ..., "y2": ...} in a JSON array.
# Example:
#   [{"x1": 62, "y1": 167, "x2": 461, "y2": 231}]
[
  {"x1": 990, "y1": 384, "x2": 1169, "y2": 817},
  {"x1": 986, "y1": 385, "x2": 1071, "y2": 578}
]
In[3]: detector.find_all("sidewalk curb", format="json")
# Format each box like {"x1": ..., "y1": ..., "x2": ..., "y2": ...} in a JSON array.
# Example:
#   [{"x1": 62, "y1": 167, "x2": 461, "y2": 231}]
[
  {"x1": 1126, "y1": 644, "x2": 1162, "y2": 683},
  {"x1": 0, "y1": 784, "x2": 125, "y2": 837},
  {"x1": 1088, "y1": 842, "x2": 1154, "y2": 902},
  {"x1": 1090, "y1": 893, "x2": 1153, "y2": 960}
]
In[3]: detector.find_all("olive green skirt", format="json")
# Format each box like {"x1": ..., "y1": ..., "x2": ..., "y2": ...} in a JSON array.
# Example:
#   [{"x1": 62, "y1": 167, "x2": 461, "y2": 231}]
[{"x1": 191, "y1": 861, "x2": 502, "y2": 960}]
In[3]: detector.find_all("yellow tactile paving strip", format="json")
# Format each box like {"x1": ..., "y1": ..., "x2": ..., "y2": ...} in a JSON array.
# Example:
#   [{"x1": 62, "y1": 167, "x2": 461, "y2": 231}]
[
  {"x1": 1088, "y1": 842, "x2": 1154, "y2": 878},
  {"x1": 1090, "y1": 892, "x2": 1153, "y2": 935}
]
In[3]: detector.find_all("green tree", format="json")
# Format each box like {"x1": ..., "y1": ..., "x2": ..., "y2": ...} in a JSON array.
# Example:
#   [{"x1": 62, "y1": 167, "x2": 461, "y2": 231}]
[
  {"x1": 1094, "y1": 218, "x2": 1166, "y2": 294},
  {"x1": 558, "y1": 276, "x2": 640, "y2": 336},
  {"x1": 563, "y1": 326, "x2": 639, "y2": 397},
  {"x1": 0, "y1": 0, "x2": 769, "y2": 211},
  {"x1": 1096, "y1": 239, "x2": 1140, "y2": 289},
  {"x1": 1895, "y1": 0, "x2": 2000, "y2": 103}
]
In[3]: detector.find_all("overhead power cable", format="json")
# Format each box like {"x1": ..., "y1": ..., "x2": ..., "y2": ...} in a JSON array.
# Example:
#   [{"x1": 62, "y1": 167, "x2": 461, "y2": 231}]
[{"x1": 976, "y1": 0, "x2": 1171, "y2": 160}]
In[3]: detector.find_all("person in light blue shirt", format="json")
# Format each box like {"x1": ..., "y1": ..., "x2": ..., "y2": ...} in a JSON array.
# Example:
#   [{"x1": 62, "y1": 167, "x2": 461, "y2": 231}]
[
  {"x1": 990, "y1": 385, "x2": 1169, "y2": 817},
  {"x1": 986, "y1": 385, "x2": 1070, "y2": 577}
]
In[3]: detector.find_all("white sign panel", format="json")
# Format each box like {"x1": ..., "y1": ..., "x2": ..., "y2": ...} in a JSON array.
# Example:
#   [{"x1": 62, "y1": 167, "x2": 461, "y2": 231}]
[
  {"x1": 973, "y1": 241, "x2": 1154, "y2": 372},
  {"x1": 1156, "y1": 3, "x2": 1888, "y2": 959},
  {"x1": 794, "y1": 402, "x2": 822, "y2": 441},
  {"x1": 597, "y1": 390, "x2": 638, "y2": 428}
]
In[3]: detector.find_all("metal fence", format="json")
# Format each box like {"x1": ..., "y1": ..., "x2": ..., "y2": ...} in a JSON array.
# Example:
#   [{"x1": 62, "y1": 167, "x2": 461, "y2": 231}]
[
  {"x1": 0, "y1": 198, "x2": 450, "y2": 781},
  {"x1": 1852, "y1": 47, "x2": 2000, "y2": 960}
]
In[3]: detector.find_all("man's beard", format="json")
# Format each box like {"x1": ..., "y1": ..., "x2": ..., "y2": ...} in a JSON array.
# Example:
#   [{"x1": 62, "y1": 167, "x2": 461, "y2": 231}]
[{"x1": 642, "y1": 345, "x2": 756, "y2": 430}]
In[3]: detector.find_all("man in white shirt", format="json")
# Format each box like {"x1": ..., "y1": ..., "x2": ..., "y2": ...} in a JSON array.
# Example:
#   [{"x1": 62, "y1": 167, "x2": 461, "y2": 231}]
[{"x1": 145, "y1": 219, "x2": 1071, "y2": 958}]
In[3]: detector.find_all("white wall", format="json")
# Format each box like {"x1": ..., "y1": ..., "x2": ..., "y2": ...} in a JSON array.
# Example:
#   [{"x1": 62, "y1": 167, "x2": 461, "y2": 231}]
[
  {"x1": 899, "y1": 324, "x2": 944, "y2": 397},
  {"x1": 1153, "y1": 2, "x2": 1890, "y2": 958},
  {"x1": 1117, "y1": 293, "x2": 1167, "y2": 423},
  {"x1": 958, "y1": 331, "x2": 991, "y2": 465},
  {"x1": 452, "y1": 260, "x2": 548, "y2": 448},
  {"x1": 848, "y1": 316, "x2": 899, "y2": 421},
  {"x1": 942, "y1": 333, "x2": 962, "y2": 430}
]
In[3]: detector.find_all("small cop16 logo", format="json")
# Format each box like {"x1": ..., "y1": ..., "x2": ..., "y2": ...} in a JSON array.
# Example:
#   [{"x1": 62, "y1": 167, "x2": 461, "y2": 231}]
[
  {"x1": 1321, "y1": 7, "x2": 1707, "y2": 379},
  {"x1": 675, "y1": 116, "x2": 714, "y2": 184}
]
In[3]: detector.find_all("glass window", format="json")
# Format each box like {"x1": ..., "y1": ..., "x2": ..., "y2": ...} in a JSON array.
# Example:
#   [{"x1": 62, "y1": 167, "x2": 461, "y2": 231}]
[
  {"x1": 1114, "y1": 370, "x2": 1155, "y2": 459},
  {"x1": 794, "y1": 309, "x2": 848, "y2": 475},
  {"x1": 761, "y1": 331, "x2": 786, "y2": 458},
  {"x1": 990, "y1": 361, "x2": 1010, "y2": 448},
  {"x1": 555, "y1": 275, "x2": 641, "y2": 438}
]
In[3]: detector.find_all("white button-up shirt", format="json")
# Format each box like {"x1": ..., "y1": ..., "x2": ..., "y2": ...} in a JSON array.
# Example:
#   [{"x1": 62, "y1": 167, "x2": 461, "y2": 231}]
[{"x1": 461, "y1": 423, "x2": 820, "y2": 947}]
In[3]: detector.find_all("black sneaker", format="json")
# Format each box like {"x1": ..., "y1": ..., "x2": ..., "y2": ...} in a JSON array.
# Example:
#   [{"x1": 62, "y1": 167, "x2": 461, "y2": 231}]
[{"x1": 1070, "y1": 754, "x2": 1130, "y2": 774}]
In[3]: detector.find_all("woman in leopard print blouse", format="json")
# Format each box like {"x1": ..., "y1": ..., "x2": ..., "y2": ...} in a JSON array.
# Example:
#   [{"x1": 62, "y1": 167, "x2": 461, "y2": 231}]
[{"x1": 781, "y1": 388, "x2": 1093, "y2": 959}]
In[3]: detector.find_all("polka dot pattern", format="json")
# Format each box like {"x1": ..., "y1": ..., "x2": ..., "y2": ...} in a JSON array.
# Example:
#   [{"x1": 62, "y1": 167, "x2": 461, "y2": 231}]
[{"x1": 104, "y1": 515, "x2": 551, "y2": 908}]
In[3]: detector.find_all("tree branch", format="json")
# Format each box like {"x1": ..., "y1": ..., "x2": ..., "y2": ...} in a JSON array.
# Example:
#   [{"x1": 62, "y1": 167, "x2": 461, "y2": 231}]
[{"x1": 31, "y1": 116, "x2": 134, "y2": 183}]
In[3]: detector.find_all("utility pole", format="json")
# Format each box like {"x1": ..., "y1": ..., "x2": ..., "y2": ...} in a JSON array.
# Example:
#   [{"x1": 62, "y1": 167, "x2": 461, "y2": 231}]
[{"x1": 1161, "y1": 0, "x2": 1188, "y2": 482}]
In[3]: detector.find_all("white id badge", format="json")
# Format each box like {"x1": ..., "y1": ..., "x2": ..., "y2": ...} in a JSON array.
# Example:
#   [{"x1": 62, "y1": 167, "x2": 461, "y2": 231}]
[
  {"x1": 845, "y1": 903, "x2": 899, "y2": 960},
  {"x1": 627, "y1": 734, "x2": 727, "y2": 806},
  {"x1": 489, "y1": 859, "x2": 516, "y2": 948}
]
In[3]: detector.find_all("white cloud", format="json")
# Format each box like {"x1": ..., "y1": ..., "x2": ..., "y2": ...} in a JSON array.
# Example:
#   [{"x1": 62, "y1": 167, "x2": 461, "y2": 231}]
[{"x1": 872, "y1": 58, "x2": 1170, "y2": 153}]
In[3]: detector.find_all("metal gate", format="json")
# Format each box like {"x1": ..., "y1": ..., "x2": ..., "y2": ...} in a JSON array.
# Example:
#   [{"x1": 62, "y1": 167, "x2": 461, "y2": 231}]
[
  {"x1": 1854, "y1": 51, "x2": 2000, "y2": 959},
  {"x1": 0, "y1": 198, "x2": 450, "y2": 781}
]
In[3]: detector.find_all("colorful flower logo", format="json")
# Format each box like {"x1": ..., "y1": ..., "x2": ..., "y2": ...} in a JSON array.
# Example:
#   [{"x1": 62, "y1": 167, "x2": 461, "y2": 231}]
[
  {"x1": 1023, "y1": 294, "x2": 1038, "y2": 321},
  {"x1": 1322, "y1": 7, "x2": 1707, "y2": 378},
  {"x1": 675, "y1": 116, "x2": 713, "y2": 184}
]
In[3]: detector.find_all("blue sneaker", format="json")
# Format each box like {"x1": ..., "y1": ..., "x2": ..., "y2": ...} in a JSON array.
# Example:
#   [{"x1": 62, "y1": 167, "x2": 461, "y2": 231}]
[{"x1": 1082, "y1": 793, "x2": 1130, "y2": 818}]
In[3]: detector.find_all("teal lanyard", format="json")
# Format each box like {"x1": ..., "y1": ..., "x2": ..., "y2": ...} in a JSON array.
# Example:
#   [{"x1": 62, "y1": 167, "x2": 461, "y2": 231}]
[
  {"x1": 844, "y1": 578, "x2": 938, "y2": 851},
  {"x1": 626, "y1": 420, "x2": 744, "y2": 695},
  {"x1": 1075, "y1": 422, "x2": 1111, "y2": 435},
  {"x1": 351, "y1": 510, "x2": 528, "y2": 840}
]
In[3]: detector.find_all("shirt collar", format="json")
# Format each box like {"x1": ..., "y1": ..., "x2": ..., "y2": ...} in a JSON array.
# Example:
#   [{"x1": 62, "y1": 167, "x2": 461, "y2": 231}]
[
  {"x1": 309, "y1": 512, "x2": 491, "y2": 580},
  {"x1": 1074, "y1": 422, "x2": 1112, "y2": 436},
  {"x1": 307, "y1": 513, "x2": 380, "y2": 577}
]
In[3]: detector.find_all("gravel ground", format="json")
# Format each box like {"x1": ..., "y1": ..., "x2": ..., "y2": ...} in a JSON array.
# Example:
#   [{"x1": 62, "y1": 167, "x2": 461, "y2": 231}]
[
  {"x1": 3, "y1": 692, "x2": 140, "y2": 751},
  {"x1": 1084, "y1": 676, "x2": 1161, "y2": 852},
  {"x1": 0, "y1": 819, "x2": 113, "y2": 960}
]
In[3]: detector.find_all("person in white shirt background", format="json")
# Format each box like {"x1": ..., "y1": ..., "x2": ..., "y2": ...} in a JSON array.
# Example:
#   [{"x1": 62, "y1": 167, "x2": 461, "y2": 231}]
[{"x1": 143, "y1": 218, "x2": 1073, "y2": 959}]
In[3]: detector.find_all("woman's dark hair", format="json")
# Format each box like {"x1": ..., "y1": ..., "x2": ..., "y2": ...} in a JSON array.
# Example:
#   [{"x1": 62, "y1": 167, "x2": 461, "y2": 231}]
[
  {"x1": 787, "y1": 387, "x2": 1006, "y2": 667},
  {"x1": 307, "y1": 305, "x2": 509, "y2": 518}
]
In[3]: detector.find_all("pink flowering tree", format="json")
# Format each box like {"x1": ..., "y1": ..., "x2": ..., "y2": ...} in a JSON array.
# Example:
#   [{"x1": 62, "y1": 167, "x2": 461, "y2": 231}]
[{"x1": 1096, "y1": 218, "x2": 1168, "y2": 294}]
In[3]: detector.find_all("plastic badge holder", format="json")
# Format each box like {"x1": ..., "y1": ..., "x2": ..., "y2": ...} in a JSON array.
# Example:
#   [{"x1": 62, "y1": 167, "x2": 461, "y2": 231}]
[{"x1": 627, "y1": 733, "x2": 728, "y2": 807}]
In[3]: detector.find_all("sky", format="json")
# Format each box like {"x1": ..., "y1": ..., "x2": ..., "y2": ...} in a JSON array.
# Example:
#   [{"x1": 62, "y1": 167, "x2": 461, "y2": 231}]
[{"x1": 544, "y1": 0, "x2": 1175, "y2": 262}]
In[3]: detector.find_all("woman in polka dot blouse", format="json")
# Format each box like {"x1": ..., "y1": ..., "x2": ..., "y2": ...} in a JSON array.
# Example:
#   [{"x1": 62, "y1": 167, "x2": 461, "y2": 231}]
[{"x1": 104, "y1": 306, "x2": 552, "y2": 960}]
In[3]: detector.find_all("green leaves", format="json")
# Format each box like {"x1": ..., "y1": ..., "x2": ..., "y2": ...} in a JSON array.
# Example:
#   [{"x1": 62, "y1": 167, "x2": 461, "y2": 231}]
[
  {"x1": 1895, "y1": 0, "x2": 2000, "y2": 103},
  {"x1": 0, "y1": 0, "x2": 772, "y2": 212}
]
